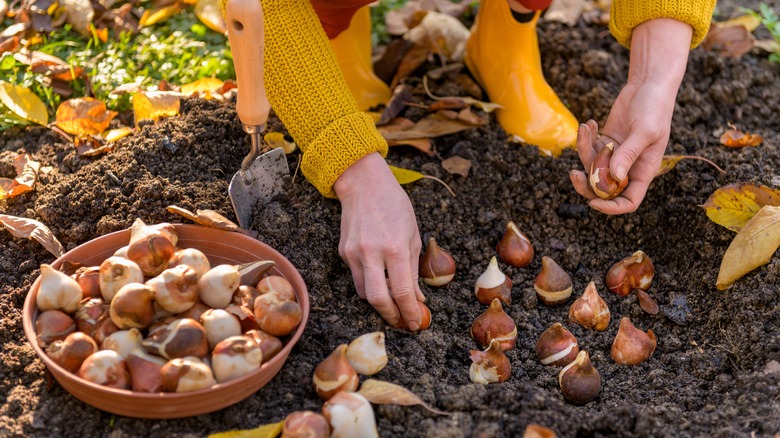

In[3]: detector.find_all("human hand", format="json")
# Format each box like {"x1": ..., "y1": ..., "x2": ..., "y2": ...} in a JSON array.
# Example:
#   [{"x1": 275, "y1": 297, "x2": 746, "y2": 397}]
[
  {"x1": 569, "y1": 18, "x2": 693, "y2": 214},
  {"x1": 333, "y1": 152, "x2": 425, "y2": 330}
]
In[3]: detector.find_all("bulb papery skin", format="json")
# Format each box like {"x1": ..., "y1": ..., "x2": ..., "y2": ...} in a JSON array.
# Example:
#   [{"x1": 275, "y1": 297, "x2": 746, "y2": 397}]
[
  {"x1": 98, "y1": 257, "x2": 144, "y2": 303},
  {"x1": 198, "y1": 264, "x2": 241, "y2": 309},
  {"x1": 147, "y1": 265, "x2": 199, "y2": 314},
  {"x1": 496, "y1": 221, "x2": 534, "y2": 268},
  {"x1": 534, "y1": 257, "x2": 573, "y2": 306},
  {"x1": 558, "y1": 350, "x2": 601, "y2": 405},
  {"x1": 471, "y1": 298, "x2": 517, "y2": 351},
  {"x1": 37, "y1": 264, "x2": 82, "y2": 314},
  {"x1": 168, "y1": 248, "x2": 211, "y2": 278},
  {"x1": 346, "y1": 332, "x2": 388, "y2": 376},
  {"x1": 102, "y1": 328, "x2": 143, "y2": 358},
  {"x1": 322, "y1": 392, "x2": 379, "y2": 438},
  {"x1": 474, "y1": 257, "x2": 512, "y2": 305},
  {"x1": 129, "y1": 219, "x2": 178, "y2": 247},
  {"x1": 77, "y1": 350, "x2": 130, "y2": 389},
  {"x1": 469, "y1": 339, "x2": 511, "y2": 384},
  {"x1": 211, "y1": 335, "x2": 263, "y2": 383},
  {"x1": 568, "y1": 282, "x2": 611, "y2": 331},
  {"x1": 126, "y1": 348, "x2": 167, "y2": 392},
  {"x1": 312, "y1": 344, "x2": 359, "y2": 400},
  {"x1": 611, "y1": 317, "x2": 657, "y2": 365},
  {"x1": 142, "y1": 318, "x2": 209, "y2": 359},
  {"x1": 201, "y1": 309, "x2": 243, "y2": 350},
  {"x1": 419, "y1": 237, "x2": 456, "y2": 287},
  {"x1": 282, "y1": 411, "x2": 330, "y2": 438},
  {"x1": 160, "y1": 356, "x2": 216, "y2": 392},
  {"x1": 606, "y1": 251, "x2": 654, "y2": 297}
]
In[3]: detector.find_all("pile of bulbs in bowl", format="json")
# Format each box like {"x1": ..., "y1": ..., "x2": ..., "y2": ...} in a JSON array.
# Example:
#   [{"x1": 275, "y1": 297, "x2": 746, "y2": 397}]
[
  {"x1": 418, "y1": 221, "x2": 659, "y2": 406},
  {"x1": 33, "y1": 219, "x2": 302, "y2": 393}
]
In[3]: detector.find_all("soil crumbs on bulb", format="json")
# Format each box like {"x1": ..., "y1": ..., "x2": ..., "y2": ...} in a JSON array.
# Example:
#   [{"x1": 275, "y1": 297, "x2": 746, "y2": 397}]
[{"x1": 2, "y1": 4, "x2": 779, "y2": 437}]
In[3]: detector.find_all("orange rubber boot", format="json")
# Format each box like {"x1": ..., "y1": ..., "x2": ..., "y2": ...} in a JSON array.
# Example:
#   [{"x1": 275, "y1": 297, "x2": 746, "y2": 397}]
[
  {"x1": 465, "y1": 0, "x2": 577, "y2": 156},
  {"x1": 329, "y1": 6, "x2": 391, "y2": 111}
]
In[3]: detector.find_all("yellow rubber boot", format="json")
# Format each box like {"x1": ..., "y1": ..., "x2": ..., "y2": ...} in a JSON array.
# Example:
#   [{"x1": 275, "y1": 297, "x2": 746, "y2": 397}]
[
  {"x1": 329, "y1": 6, "x2": 391, "y2": 112},
  {"x1": 465, "y1": 0, "x2": 577, "y2": 156}
]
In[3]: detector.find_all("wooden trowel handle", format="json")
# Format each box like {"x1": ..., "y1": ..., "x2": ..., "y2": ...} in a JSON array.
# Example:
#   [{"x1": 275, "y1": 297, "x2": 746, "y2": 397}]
[{"x1": 225, "y1": 0, "x2": 269, "y2": 128}]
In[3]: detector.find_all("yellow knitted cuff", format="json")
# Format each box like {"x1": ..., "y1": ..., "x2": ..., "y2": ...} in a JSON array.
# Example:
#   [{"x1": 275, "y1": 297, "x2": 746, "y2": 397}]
[
  {"x1": 610, "y1": 0, "x2": 717, "y2": 49},
  {"x1": 302, "y1": 111, "x2": 388, "y2": 198}
]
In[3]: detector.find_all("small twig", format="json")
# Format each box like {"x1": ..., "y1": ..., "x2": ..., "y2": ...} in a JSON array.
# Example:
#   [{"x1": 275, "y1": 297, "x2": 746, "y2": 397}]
[
  {"x1": 423, "y1": 175, "x2": 456, "y2": 197},
  {"x1": 292, "y1": 154, "x2": 302, "y2": 185},
  {"x1": 677, "y1": 155, "x2": 727, "y2": 174},
  {"x1": 48, "y1": 125, "x2": 73, "y2": 143}
]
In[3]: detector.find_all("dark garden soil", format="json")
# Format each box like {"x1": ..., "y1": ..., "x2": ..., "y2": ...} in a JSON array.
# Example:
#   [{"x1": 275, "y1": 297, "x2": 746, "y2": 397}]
[{"x1": 2, "y1": 2, "x2": 780, "y2": 437}]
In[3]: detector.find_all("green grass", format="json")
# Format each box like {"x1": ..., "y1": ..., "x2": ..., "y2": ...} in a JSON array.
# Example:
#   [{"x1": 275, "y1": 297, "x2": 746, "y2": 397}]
[{"x1": 743, "y1": 2, "x2": 780, "y2": 63}]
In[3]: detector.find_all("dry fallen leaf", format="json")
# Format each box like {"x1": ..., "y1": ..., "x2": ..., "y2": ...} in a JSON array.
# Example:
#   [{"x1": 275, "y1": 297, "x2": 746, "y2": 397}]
[
  {"x1": 656, "y1": 155, "x2": 725, "y2": 176},
  {"x1": 391, "y1": 43, "x2": 430, "y2": 89},
  {"x1": 716, "y1": 205, "x2": 780, "y2": 290},
  {"x1": 180, "y1": 77, "x2": 224, "y2": 97},
  {"x1": 701, "y1": 184, "x2": 780, "y2": 232},
  {"x1": 263, "y1": 132, "x2": 296, "y2": 154},
  {"x1": 101, "y1": 127, "x2": 133, "y2": 142},
  {"x1": 75, "y1": 136, "x2": 113, "y2": 156},
  {"x1": 636, "y1": 290, "x2": 659, "y2": 315},
  {"x1": 378, "y1": 85, "x2": 413, "y2": 126},
  {"x1": 357, "y1": 379, "x2": 450, "y2": 416},
  {"x1": 389, "y1": 165, "x2": 455, "y2": 197},
  {"x1": 14, "y1": 50, "x2": 83, "y2": 81},
  {"x1": 194, "y1": 0, "x2": 226, "y2": 33},
  {"x1": 0, "y1": 82, "x2": 49, "y2": 125},
  {"x1": 133, "y1": 91, "x2": 181, "y2": 127},
  {"x1": 404, "y1": 11, "x2": 470, "y2": 61},
  {"x1": 139, "y1": 2, "x2": 184, "y2": 27},
  {"x1": 0, "y1": 154, "x2": 41, "y2": 199},
  {"x1": 545, "y1": 0, "x2": 586, "y2": 26},
  {"x1": 702, "y1": 21, "x2": 754, "y2": 58},
  {"x1": 441, "y1": 155, "x2": 471, "y2": 177},
  {"x1": 59, "y1": 0, "x2": 95, "y2": 36},
  {"x1": 56, "y1": 97, "x2": 118, "y2": 136},
  {"x1": 379, "y1": 110, "x2": 483, "y2": 141},
  {"x1": 166, "y1": 205, "x2": 256, "y2": 237},
  {"x1": 423, "y1": 76, "x2": 501, "y2": 112},
  {"x1": 206, "y1": 421, "x2": 284, "y2": 438},
  {"x1": 387, "y1": 138, "x2": 434, "y2": 156},
  {"x1": 0, "y1": 214, "x2": 64, "y2": 257},
  {"x1": 719, "y1": 123, "x2": 763, "y2": 147}
]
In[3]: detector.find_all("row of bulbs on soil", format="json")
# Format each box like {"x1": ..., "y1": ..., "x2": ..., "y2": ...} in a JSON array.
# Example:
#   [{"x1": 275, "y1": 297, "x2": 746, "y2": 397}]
[
  {"x1": 34, "y1": 219, "x2": 303, "y2": 392},
  {"x1": 418, "y1": 221, "x2": 659, "y2": 405}
]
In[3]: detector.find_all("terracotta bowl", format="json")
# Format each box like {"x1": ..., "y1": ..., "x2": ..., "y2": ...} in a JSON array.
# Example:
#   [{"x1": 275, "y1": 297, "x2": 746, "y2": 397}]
[{"x1": 22, "y1": 224, "x2": 309, "y2": 419}]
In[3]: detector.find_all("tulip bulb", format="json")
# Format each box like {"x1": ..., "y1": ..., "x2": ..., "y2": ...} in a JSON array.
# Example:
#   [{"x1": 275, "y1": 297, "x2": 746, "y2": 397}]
[
  {"x1": 45, "y1": 332, "x2": 98, "y2": 373},
  {"x1": 142, "y1": 318, "x2": 209, "y2": 359},
  {"x1": 391, "y1": 301, "x2": 432, "y2": 332},
  {"x1": 74, "y1": 298, "x2": 106, "y2": 335},
  {"x1": 523, "y1": 424, "x2": 557, "y2": 438},
  {"x1": 558, "y1": 350, "x2": 601, "y2": 405},
  {"x1": 534, "y1": 257, "x2": 572, "y2": 306},
  {"x1": 77, "y1": 350, "x2": 130, "y2": 389},
  {"x1": 198, "y1": 264, "x2": 241, "y2": 309},
  {"x1": 160, "y1": 356, "x2": 216, "y2": 392},
  {"x1": 147, "y1": 265, "x2": 199, "y2": 314},
  {"x1": 73, "y1": 266, "x2": 102, "y2": 299},
  {"x1": 254, "y1": 292, "x2": 303, "y2": 337},
  {"x1": 129, "y1": 219, "x2": 178, "y2": 247},
  {"x1": 636, "y1": 290, "x2": 659, "y2": 315},
  {"x1": 246, "y1": 330, "x2": 283, "y2": 363},
  {"x1": 201, "y1": 309, "x2": 243, "y2": 350},
  {"x1": 589, "y1": 142, "x2": 627, "y2": 199},
  {"x1": 568, "y1": 282, "x2": 610, "y2": 331},
  {"x1": 256, "y1": 275, "x2": 297, "y2": 302},
  {"x1": 225, "y1": 303, "x2": 260, "y2": 332},
  {"x1": 471, "y1": 298, "x2": 517, "y2": 351},
  {"x1": 233, "y1": 285, "x2": 261, "y2": 310},
  {"x1": 113, "y1": 246, "x2": 129, "y2": 258},
  {"x1": 126, "y1": 348, "x2": 166, "y2": 392},
  {"x1": 419, "y1": 237, "x2": 456, "y2": 287},
  {"x1": 175, "y1": 302, "x2": 211, "y2": 323},
  {"x1": 322, "y1": 392, "x2": 379, "y2": 438},
  {"x1": 611, "y1": 317, "x2": 656, "y2": 365},
  {"x1": 36, "y1": 309, "x2": 76, "y2": 348},
  {"x1": 496, "y1": 221, "x2": 534, "y2": 268},
  {"x1": 37, "y1": 264, "x2": 82, "y2": 314},
  {"x1": 211, "y1": 335, "x2": 263, "y2": 382},
  {"x1": 98, "y1": 256, "x2": 144, "y2": 303},
  {"x1": 606, "y1": 251, "x2": 654, "y2": 297},
  {"x1": 535, "y1": 322, "x2": 579, "y2": 366},
  {"x1": 127, "y1": 232, "x2": 176, "y2": 277},
  {"x1": 474, "y1": 256, "x2": 512, "y2": 306},
  {"x1": 469, "y1": 339, "x2": 511, "y2": 384},
  {"x1": 109, "y1": 283, "x2": 155, "y2": 329},
  {"x1": 346, "y1": 332, "x2": 388, "y2": 376},
  {"x1": 102, "y1": 329, "x2": 143, "y2": 358},
  {"x1": 168, "y1": 248, "x2": 211, "y2": 278},
  {"x1": 313, "y1": 344, "x2": 359, "y2": 400},
  {"x1": 282, "y1": 411, "x2": 330, "y2": 438}
]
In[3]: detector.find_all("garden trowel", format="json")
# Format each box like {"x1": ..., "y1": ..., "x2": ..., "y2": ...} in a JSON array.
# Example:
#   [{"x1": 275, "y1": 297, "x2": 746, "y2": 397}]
[{"x1": 225, "y1": 0, "x2": 288, "y2": 230}]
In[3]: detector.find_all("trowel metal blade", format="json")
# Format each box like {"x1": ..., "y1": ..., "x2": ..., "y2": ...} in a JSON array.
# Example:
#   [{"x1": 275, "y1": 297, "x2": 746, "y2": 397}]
[{"x1": 229, "y1": 147, "x2": 288, "y2": 230}]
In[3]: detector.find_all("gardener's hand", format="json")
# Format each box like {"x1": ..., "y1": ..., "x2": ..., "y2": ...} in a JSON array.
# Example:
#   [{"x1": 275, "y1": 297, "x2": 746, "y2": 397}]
[
  {"x1": 333, "y1": 152, "x2": 426, "y2": 330},
  {"x1": 569, "y1": 18, "x2": 693, "y2": 214}
]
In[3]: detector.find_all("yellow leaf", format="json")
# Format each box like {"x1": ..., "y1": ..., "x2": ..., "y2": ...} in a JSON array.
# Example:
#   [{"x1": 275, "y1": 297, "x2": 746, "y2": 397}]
[
  {"x1": 101, "y1": 127, "x2": 133, "y2": 142},
  {"x1": 132, "y1": 91, "x2": 181, "y2": 127},
  {"x1": 656, "y1": 155, "x2": 725, "y2": 177},
  {"x1": 0, "y1": 82, "x2": 48, "y2": 125},
  {"x1": 180, "y1": 78, "x2": 224, "y2": 96},
  {"x1": 263, "y1": 132, "x2": 296, "y2": 154},
  {"x1": 720, "y1": 14, "x2": 761, "y2": 32},
  {"x1": 194, "y1": 0, "x2": 227, "y2": 34},
  {"x1": 389, "y1": 165, "x2": 425, "y2": 185},
  {"x1": 701, "y1": 184, "x2": 780, "y2": 232},
  {"x1": 716, "y1": 205, "x2": 780, "y2": 289},
  {"x1": 207, "y1": 420, "x2": 284, "y2": 438},
  {"x1": 55, "y1": 97, "x2": 117, "y2": 136},
  {"x1": 139, "y1": 2, "x2": 184, "y2": 27},
  {"x1": 0, "y1": 214, "x2": 64, "y2": 257},
  {"x1": 357, "y1": 379, "x2": 450, "y2": 416}
]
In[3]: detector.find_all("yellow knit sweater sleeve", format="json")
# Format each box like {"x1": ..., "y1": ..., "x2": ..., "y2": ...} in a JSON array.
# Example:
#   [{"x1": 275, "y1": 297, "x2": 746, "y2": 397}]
[
  {"x1": 610, "y1": 0, "x2": 717, "y2": 49},
  {"x1": 221, "y1": 0, "x2": 388, "y2": 198}
]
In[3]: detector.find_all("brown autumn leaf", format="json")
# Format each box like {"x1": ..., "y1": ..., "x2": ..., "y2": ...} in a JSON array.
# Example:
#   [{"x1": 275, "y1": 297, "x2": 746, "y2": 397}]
[
  {"x1": 75, "y1": 136, "x2": 113, "y2": 156},
  {"x1": 379, "y1": 110, "x2": 482, "y2": 141},
  {"x1": 357, "y1": 379, "x2": 450, "y2": 416},
  {"x1": 378, "y1": 85, "x2": 413, "y2": 126},
  {"x1": 13, "y1": 50, "x2": 83, "y2": 81},
  {"x1": 387, "y1": 138, "x2": 434, "y2": 156},
  {"x1": 636, "y1": 290, "x2": 659, "y2": 315},
  {"x1": 702, "y1": 22, "x2": 754, "y2": 58},
  {"x1": 719, "y1": 123, "x2": 763, "y2": 147},
  {"x1": 441, "y1": 155, "x2": 471, "y2": 177},
  {"x1": 429, "y1": 97, "x2": 468, "y2": 111},
  {"x1": 391, "y1": 43, "x2": 430, "y2": 89},
  {"x1": 423, "y1": 76, "x2": 501, "y2": 113},
  {"x1": 0, "y1": 214, "x2": 64, "y2": 257},
  {"x1": 374, "y1": 39, "x2": 413, "y2": 85},
  {"x1": 457, "y1": 73, "x2": 482, "y2": 99},
  {"x1": 656, "y1": 155, "x2": 726, "y2": 176},
  {"x1": 701, "y1": 184, "x2": 780, "y2": 232},
  {"x1": 404, "y1": 11, "x2": 469, "y2": 61},
  {"x1": 0, "y1": 154, "x2": 41, "y2": 199},
  {"x1": 56, "y1": 97, "x2": 118, "y2": 136},
  {"x1": 132, "y1": 91, "x2": 181, "y2": 127},
  {"x1": 166, "y1": 205, "x2": 256, "y2": 237},
  {"x1": 59, "y1": 0, "x2": 95, "y2": 36},
  {"x1": 716, "y1": 205, "x2": 780, "y2": 290}
]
